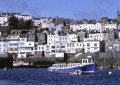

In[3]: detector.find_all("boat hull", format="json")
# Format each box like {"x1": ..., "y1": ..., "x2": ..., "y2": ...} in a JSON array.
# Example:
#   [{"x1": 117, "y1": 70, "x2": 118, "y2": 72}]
[
  {"x1": 81, "y1": 63, "x2": 95, "y2": 74},
  {"x1": 49, "y1": 66, "x2": 81, "y2": 74},
  {"x1": 48, "y1": 63, "x2": 95, "y2": 74}
]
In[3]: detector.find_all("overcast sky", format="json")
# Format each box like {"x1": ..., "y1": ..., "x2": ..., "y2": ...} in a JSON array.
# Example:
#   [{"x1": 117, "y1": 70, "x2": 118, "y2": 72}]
[{"x1": 0, "y1": 0, "x2": 120, "y2": 20}]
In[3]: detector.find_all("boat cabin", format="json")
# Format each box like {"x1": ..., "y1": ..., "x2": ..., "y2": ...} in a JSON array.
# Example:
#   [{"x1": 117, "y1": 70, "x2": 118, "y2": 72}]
[
  {"x1": 52, "y1": 63, "x2": 81, "y2": 68},
  {"x1": 82, "y1": 59, "x2": 93, "y2": 64}
]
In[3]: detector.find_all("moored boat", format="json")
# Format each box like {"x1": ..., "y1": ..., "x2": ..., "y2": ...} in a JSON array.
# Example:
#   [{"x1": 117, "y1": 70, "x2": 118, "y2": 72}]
[
  {"x1": 13, "y1": 63, "x2": 23, "y2": 67},
  {"x1": 48, "y1": 56, "x2": 95, "y2": 74}
]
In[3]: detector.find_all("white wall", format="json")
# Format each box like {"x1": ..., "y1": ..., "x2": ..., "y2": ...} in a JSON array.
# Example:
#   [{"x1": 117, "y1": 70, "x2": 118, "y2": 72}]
[
  {"x1": 84, "y1": 41, "x2": 100, "y2": 53},
  {"x1": 104, "y1": 24, "x2": 117, "y2": 30},
  {"x1": 66, "y1": 42, "x2": 84, "y2": 53},
  {"x1": 70, "y1": 22, "x2": 102, "y2": 32},
  {"x1": 67, "y1": 34, "x2": 78, "y2": 42},
  {"x1": 89, "y1": 33, "x2": 108, "y2": 41},
  {"x1": 0, "y1": 16, "x2": 8, "y2": 25}
]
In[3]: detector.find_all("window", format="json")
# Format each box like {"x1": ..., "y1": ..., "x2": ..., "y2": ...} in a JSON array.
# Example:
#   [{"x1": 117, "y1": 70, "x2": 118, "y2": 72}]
[
  {"x1": 21, "y1": 39, "x2": 24, "y2": 41},
  {"x1": 72, "y1": 43, "x2": 74, "y2": 47},
  {"x1": 67, "y1": 43, "x2": 69, "y2": 47},
  {"x1": 35, "y1": 47, "x2": 37, "y2": 50},
  {"x1": 15, "y1": 48, "x2": 18, "y2": 51},
  {"x1": 77, "y1": 44, "x2": 78, "y2": 46},
  {"x1": 87, "y1": 48, "x2": 90, "y2": 50},
  {"x1": 13, "y1": 43, "x2": 18, "y2": 46},
  {"x1": 52, "y1": 50, "x2": 55, "y2": 52},
  {"x1": 94, "y1": 47, "x2": 97, "y2": 50},
  {"x1": 87, "y1": 43, "x2": 90, "y2": 46},
  {"x1": 52, "y1": 46, "x2": 55, "y2": 48},
  {"x1": 94, "y1": 43, "x2": 97, "y2": 46}
]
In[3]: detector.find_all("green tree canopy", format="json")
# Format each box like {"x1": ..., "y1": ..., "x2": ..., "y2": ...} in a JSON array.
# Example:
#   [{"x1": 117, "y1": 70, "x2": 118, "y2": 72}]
[
  {"x1": 18, "y1": 18, "x2": 25, "y2": 30},
  {"x1": 25, "y1": 20, "x2": 33, "y2": 29},
  {"x1": 9, "y1": 16, "x2": 33, "y2": 30},
  {"x1": 8, "y1": 15, "x2": 19, "y2": 29}
]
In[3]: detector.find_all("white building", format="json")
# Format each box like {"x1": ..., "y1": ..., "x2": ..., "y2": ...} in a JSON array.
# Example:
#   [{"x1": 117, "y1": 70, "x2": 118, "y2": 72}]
[
  {"x1": 33, "y1": 18, "x2": 41, "y2": 26},
  {"x1": 47, "y1": 32, "x2": 65, "y2": 57},
  {"x1": 59, "y1": 35, "x2": 67, "y2": 52},
  {"x1": 70, "y1": 22, "x2": 102, "y2": 32},
  {"x1": 88, "y1": 32, "x2": 108, "y2": 41},
  {"x1": 0, "y1": 16, "x2": 8, "y2": 26},
  {"x1": 54, "y1": 23, "x2": 63, "y2": 31},
  {"x1": 84, "y1": 40, "x2": 100, "y2": 53},
  {"x1": 18, "y1": 37, "x2": 34, "y2": 58},
  {"x1": 67, "y1": 34, "x2": 78, "y2": 42},
  {"x1": 66, "y1": 42, "x2": 84, "y2": 53},
  {"x1": 7, "y1": 36, "x2": 19, "y2": 55},
  {"x1": 15, "y1": 15, "x2": 32, "y2": 21},
  {"x1": 104, "y1": 23, "x2": 117, "y2": 30},
  {"x1": 0, "y1": 39, "x2": 9, "y2": 54}
]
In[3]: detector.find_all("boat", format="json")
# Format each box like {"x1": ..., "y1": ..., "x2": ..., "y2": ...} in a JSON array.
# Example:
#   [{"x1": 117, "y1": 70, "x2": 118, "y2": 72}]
[
  {"x1": 48, "y1": 57, "x2": 95, "y2": 74},
  {"x1": 13, "y1": 63, "x2": 23, "y2": 67}
]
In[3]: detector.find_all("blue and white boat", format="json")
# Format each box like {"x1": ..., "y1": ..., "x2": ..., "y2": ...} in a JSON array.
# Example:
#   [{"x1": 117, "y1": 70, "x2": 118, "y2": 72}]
[{"x1": 48, "y1": 57, "x2": 95, "y2": 74}]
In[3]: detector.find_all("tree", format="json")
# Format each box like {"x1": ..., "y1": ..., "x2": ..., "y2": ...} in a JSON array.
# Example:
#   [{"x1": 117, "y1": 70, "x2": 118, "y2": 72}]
[
  {"x1": 40, "y1": 28, "x2": 43, "y2": 32},
  {"x1": 8, "y1": 15, "x2": 19, "y2": 29},
  {"x1": 25, "y1": 20, "x2": 33, "y2": 29},
  {"x1": 18, "y1": 18, "x2": 25, "y2": 30}
]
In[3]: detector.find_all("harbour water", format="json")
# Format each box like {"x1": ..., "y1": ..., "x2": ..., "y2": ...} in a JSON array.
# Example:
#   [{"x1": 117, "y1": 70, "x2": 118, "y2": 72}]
[{"x1": 0, "y1": 68, "x2": 120, "y2": 85}]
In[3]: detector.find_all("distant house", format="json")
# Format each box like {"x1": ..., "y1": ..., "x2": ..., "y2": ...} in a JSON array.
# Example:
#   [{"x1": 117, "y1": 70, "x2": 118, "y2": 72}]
[
  {"x1": 61, "y1": 25, "x2": 70, "y2": 33},
  {"x1": 18, "y1": 37, "x2": 34, "y2": 58},
  {"x1": 105, "y1": 40, "x2": 120, "y2": 53},
  {"x1": 84, "y1": 40, "x2": 105, "y2": 53},
  {"x1": 0, "y1": 26, "x2": 11, "y2": 36},
  {"x1": 88, "y1": 32, "x2": 108, "y2": 41},
  {"x1": 77, "y1": 31, "x2": 86, "y2": 42}
]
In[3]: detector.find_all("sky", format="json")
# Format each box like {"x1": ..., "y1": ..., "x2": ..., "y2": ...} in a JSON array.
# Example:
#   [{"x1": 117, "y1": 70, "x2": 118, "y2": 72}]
[{"x1": 0, "y1": 0, "x2": 120, "y2": 20}]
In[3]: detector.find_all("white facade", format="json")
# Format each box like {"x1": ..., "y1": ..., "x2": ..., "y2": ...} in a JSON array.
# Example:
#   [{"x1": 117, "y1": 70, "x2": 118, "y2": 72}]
[
  {"x1": 67, "y1": 34, "x2": 78, "y2": 42},
  {"x1": 0, "y1": 40, "x2": 9, "y2": 54},
  {"x1": 47, "y1": 33, "x2": 60, "y2": 56},
  {"x1": 66, "y1": 42, "x2": 84, "y2": 53},
  {"x1": 70, "y1": 22, "x2": 102, "y2": 32},
  {"x1": 104, "y1": 23, "x2": 117, "y2": 30},
  {"x1": 0, "y1": 16, "x2": 8, "y2": 26},
  {"x1": 33, "y1": 19, "x2": 41, "y2": 26},
  {"x1": 59, "y1": 35, "x2": 67, "y2": 52},
  {"x1": 15, "y1": 15, "x2": 32, "y2": 21},
  {"x1": 88, "y1": 33, "x2": 108, "y2": 41},
  {"x1": 47, "y1": 33, "x2": 67, "y2": 57},
  {"x1": 55, "y1": 24, "x2": 63, "y2": 31},
  {"x1": 18, "y1": 38, "x2": 34, "y2": 58},
  {"x1": 42, "y1": 22, "x2": 54, "y2": 28},
  {"x1": 8, "y1": 37, "x2": 19, "y2": 54},
  {"x1": 84, "y1": 41, "x2": 100, "y2": 53}
]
